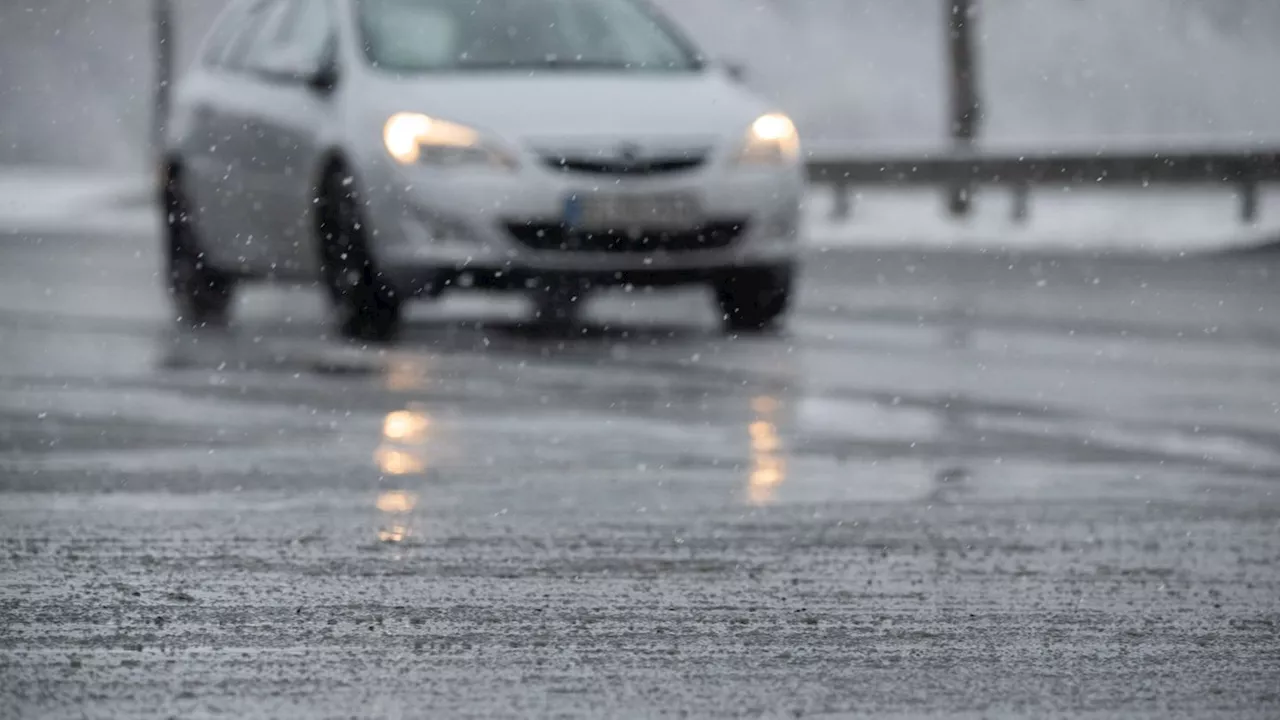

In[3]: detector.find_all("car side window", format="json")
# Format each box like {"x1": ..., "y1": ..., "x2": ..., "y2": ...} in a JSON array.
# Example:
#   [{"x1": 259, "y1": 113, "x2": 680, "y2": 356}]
[
  {"x1": 279, "y1": 0, "x2": 336, "y2": 68},
  {"x1": 200, "y1": 2, "x2": 253, "y2": 69},
  {"x1": 244, "y1": 0, "x2": 336, "y2": 76},
  {"x1": 220, "y1": 0, "x2": 293, "y2": 73}
]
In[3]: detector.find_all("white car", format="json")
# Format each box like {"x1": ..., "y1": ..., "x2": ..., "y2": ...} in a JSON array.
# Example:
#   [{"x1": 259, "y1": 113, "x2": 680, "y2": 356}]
[{"x1": 164, "y1": 0, "x2": 804, "y2": 340}]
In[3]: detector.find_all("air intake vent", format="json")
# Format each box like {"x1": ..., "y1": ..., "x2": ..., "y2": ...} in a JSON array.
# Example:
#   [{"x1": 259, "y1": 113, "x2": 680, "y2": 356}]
[
  {"x1": 541, "y1": 154, "x2": 707, "y2": 176},
  {"x1": 507, "y1": 221, "x2": 747, "y2": 253}
]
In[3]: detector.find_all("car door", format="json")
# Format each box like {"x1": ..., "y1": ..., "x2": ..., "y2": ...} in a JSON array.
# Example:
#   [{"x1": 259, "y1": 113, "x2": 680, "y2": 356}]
[
  {"x1": 238, "y1": 0, "x2": 338, "y2": 278},
  {"x1": 209, "y1": 0, "x2": 304, "y2": 275},
  {"x1": 176, "y1": 0, "x2": 266, "y2": 271},
  {"x1": 182, "y1": 0, "x2": 294, "y2": 273}
]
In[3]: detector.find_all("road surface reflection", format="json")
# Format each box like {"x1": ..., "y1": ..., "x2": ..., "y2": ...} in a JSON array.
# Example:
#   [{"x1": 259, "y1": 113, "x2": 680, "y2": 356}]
[
  {"x1": 374, "y1": 404, "x2": 432, "y2": 543},
  {"x1": 747, "y1": 395, "x2": 787, "y2": 506}
]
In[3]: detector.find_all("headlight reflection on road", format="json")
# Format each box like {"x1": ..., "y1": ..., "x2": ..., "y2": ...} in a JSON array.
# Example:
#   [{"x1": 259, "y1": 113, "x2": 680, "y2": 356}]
[
  {"x1": 378, "y1": 526, "x2": 410, "y2": 544},
  {"x1": 374, "y1": 405, "x2": 432, "y2": 543},
  {"x1": 384, "y1": 356, "x2": 432, "y2": 392},
  {"x1": 374, "y1": 446, "x2": 427, "y2": 476},
  {"x1": 375, "y1": 489, "x2": 417, "y2": 514},
  {"x1": 376, "y1": 490, "x2": 418, "y2": 544},
  {"x1": 383, "y1": 410, "x2": 430, "y2": 443},
  {"x1": 375, "y1": 404, "x2": 432, "y2": 477},
  {"x1": 751, "y1": 396, "x2": 780, "y2": 415},
  {"x1": 747, "y1": 396, "x2": 787, "y2": 507}
]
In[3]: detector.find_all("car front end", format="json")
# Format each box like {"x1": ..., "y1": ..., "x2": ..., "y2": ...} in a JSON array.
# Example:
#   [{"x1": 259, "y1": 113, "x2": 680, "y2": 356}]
[{"x1": 356, "y1": 107, "x2": 804, "y2": 297}]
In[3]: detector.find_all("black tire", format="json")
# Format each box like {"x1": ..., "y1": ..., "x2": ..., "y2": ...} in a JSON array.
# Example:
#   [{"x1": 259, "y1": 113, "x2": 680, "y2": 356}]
[
  {"x1": 317, "y1": 168, "x2": 402, "y2": 343},
  {"x1": 164, "y1": 170, "x2": 235, "y2": 328},
  {"x1": 715, "y1": 265, "x2": 793, "y2": 332}
]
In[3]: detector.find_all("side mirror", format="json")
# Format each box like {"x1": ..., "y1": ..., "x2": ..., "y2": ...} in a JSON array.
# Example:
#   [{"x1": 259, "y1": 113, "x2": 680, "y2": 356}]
[
  {"x1": 724, "y1": 60, "x2": 748, "y2": 83},
  {"x1": 307, "y1": 37, "x2": 341, "y2": 94},
  {"x1": 254, "y1": 41, "x2": 338, "y2": 94},
  {"x1": 307, "y1": 59, "x2": 339, "y2": 94}
]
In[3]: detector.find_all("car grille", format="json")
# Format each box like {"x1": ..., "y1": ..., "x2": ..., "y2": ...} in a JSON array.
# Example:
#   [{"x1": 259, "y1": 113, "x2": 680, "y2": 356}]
[
  {"x1": 506, "y1": 221, "x2": 748, "y2": 253},
  {"x1": 540, "y1": 155, "x2": 706, "y2": 176}
]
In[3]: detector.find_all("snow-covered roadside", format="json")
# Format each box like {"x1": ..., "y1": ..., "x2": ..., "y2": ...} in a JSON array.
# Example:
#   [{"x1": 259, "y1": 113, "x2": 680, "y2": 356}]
[
  {"x1": 2, "y1": 167, "x2": 1277, "y2": 255},
  {"x1": 0, "y1": 168, "x2": 156, "y2": 236},
  {"x1": 804, "y1": 185, "x2": 1280, "y2": 255}
]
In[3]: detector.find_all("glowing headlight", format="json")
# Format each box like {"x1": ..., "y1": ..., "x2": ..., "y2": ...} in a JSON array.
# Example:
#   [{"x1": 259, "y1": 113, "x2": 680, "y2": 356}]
[
  {"x1": 737, "y1": 113, "x2": 800, "y2": 165},
  {"x1": 383, "y1": 112, "x2": 516, "y2": 169}
]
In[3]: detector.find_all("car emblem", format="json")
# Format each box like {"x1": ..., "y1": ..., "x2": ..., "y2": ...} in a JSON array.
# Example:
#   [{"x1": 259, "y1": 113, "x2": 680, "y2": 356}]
[{"x1": 617, "y1": 142, "x2": 642, "y2": 163}]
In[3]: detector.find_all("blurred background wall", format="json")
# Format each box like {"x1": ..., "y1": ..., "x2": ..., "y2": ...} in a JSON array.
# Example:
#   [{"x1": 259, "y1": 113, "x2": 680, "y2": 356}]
[{"x1": 2, "y1": 0, "x2": 1279, "y2": 169}]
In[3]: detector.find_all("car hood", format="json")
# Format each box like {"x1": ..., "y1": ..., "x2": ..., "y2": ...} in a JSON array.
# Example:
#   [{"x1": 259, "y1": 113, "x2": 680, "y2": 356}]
[{"x1": 361, "y1": 71, "x2": 771, "y2": 145}]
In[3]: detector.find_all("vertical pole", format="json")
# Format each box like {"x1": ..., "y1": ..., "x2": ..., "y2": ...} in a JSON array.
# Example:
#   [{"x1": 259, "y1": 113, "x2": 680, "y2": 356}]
[
  {"x1": 831, "y1": 181, "x2": 853, "y2": 221},
  {"x1": 152, "y1": 0, "x2": 173, "y2": 160},
  {"x1": 1240, "y1": 180, "x2": 1259, "y2": 224},
  {"x1": 1011, "y1": 182, "x2": 1031, "y2": 224},
  {"x1": 946, "y1": 0, "x2": 980, "y2": 218}
]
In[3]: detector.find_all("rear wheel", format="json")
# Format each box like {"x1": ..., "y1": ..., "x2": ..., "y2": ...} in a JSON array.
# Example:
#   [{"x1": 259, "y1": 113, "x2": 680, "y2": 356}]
[
  {"x1": 164, "y1": 169, "x2": 235, "y2": 328},
  {"x1": 317, "y1": 168, "x2": 402, "y2": 343},
  {"x1": 715, "y1": 265, "x2": 793, "y2": 332}
]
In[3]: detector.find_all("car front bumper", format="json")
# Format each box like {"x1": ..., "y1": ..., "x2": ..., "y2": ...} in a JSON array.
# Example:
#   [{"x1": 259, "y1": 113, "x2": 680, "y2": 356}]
[{"x1": 358, "y1": 158, "x2": 803, "y2": 294}]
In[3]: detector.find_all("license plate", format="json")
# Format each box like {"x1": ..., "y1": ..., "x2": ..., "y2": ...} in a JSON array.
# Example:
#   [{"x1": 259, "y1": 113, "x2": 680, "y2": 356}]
[{"x1": 564, "y1": 192, "x2": 702, "y2": 230}]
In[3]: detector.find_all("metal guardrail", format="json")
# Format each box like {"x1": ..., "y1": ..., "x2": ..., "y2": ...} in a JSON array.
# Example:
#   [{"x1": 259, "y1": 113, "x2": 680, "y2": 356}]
[{"x1": 806, "y1": 148, "x2": 1280, "y2": 223}]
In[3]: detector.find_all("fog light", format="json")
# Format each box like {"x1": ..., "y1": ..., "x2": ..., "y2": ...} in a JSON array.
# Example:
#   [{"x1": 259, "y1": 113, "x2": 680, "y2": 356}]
[{"x1": 408, "y1": 210, "x2": 476, "y2": 245}]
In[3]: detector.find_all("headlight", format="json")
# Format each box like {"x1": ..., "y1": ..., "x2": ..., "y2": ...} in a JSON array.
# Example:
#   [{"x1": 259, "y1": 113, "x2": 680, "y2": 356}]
[
  {"x1": 383, "y1": 112, "x2": 517, "y2": 169},
  {"x1": 736, "y1": 113, "x2": 800, "y2": 165}
]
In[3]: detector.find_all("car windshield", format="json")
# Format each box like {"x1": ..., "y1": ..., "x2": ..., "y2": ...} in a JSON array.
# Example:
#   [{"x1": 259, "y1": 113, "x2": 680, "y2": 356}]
[{"x1": 355, "y1": 0, "x2": 703, "y2": 73}]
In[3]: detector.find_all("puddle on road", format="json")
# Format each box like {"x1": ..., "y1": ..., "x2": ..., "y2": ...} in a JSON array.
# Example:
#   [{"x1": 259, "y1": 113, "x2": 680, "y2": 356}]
[
  {"x1": 375, "y1": 489, "x2": 419, "y2": 545},
  {"x1": 796, "y1": 395, "x2": 944, "y2": 443}
]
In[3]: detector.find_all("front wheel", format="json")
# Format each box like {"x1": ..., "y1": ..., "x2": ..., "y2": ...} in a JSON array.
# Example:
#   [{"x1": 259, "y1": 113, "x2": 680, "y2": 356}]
[
  {"x1": 714, "y1": 265, "x2": 793, "y2": 333},
  {"x1": 165, "y1": 171, "x2": 235, "y2": 328},
  {"x1": 317, "y1": 168, "x2": 403, "y2": 343}
]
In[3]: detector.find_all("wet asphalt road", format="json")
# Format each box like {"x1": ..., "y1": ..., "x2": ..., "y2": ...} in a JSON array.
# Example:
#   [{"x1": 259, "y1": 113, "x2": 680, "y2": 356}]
[{"x1": 1, "y1": 224, "x2": 1278, "y2": 718}]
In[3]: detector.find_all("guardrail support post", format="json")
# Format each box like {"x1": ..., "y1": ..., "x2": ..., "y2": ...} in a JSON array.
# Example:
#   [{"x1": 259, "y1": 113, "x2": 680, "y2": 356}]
[
  {"x1": 1240, "y1": 181, "x2": 1259, "y2": 224},
  {"x1": 1011, "y1": 183, "x2": 1031, "y2": 224},
  {"x1": 152, "y1": 0, "x2": 173, "y2": 158},
  {"x1": 832, "y1": 181, "x2": 853, "y2": 221},
  {"x1": 946, "y1": 0, "x2": 981, "y2": 218}
]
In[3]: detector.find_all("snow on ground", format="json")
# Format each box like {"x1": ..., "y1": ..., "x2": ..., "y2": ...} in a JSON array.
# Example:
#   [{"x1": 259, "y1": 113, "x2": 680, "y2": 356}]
[
  {"x1": 0, "y1": 168, "x2": 156, "y2": 236},
  {"x1": 1, "y1": 167, "x2": 1277, "y2": 254},
  {"x1": 804, "y1": 185, "x2": 1280, "y2": 254}
]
